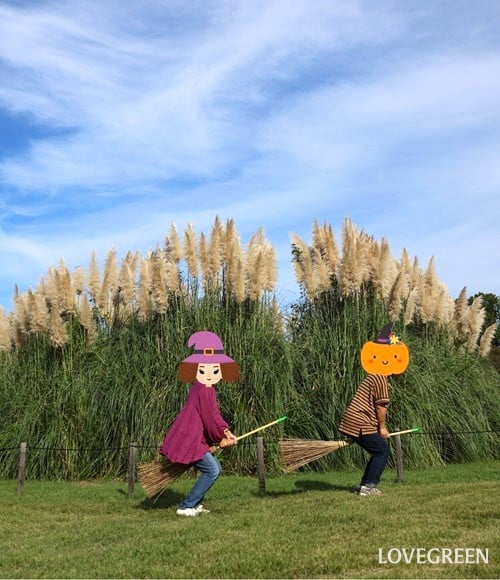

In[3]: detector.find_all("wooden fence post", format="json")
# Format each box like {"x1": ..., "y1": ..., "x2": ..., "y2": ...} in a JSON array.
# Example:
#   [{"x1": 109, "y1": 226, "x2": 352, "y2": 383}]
[
  {"x1": 128, "y1": 442, "x2": 137, "y2": 497},
  {"x1": 17, "y1": 442, "x2": 27, "y2": 495},
  {"x1": 257, "y1": 436, "x2": 266, "y2": 495},
  {"x1": 393, "y1": 428, "x2": 404, "y2": 482}
]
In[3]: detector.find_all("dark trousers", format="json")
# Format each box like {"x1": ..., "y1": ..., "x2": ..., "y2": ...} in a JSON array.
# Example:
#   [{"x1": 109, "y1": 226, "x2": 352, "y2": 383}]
[{"x1": 354, "y1": 432, "x2": 390, "y2": 486}]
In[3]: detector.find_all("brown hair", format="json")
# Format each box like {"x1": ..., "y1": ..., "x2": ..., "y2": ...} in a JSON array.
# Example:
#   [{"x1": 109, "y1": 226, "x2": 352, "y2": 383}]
[{"x1": 176, "y1": 362, "x2": 242, "y2": 383}]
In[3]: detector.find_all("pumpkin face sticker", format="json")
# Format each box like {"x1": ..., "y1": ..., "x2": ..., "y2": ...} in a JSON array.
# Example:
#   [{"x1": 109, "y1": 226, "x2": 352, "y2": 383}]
[{"x1": 360, "y1": 323, "x2": 409, "y2": 376}]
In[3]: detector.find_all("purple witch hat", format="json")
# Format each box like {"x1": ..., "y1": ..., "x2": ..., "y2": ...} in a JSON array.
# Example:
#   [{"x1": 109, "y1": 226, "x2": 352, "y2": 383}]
[
  {"x1": 182, "y1": 331, "x2": 235, "y2": 364},
  {"x1": 373, "y1": 323, "x2": 402, "y2": 345},
  {"x1": 374, "y1": 323, "x2": 393, "y2": 344}
]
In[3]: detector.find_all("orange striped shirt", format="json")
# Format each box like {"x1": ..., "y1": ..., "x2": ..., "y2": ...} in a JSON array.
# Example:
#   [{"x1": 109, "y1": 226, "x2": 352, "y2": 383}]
[{"x1": 339, "y1": 374, "x2": 390, "y2": 437}]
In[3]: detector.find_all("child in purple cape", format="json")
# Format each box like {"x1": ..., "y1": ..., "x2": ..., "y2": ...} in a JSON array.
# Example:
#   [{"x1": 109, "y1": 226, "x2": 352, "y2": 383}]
[{"x1": 160, "y1": 331, "x2": 240, "y2": 517}]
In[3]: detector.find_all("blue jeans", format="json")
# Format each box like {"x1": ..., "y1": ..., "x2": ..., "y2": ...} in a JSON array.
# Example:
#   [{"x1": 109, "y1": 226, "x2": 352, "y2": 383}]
[
  {"x1": 178, "y1": 452, "x2": 221, "y2": 509},
  {"x1": 354, "y1": 433, "x2": 390, "y2": 486}
]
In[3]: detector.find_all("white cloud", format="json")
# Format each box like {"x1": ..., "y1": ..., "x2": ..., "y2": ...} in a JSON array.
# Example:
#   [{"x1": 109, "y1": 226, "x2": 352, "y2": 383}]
[
  {"x1": 0, "y1": 0, "x2": 404, "y2": 191},
  {"x1": 0, "y1": 0, "x2": 499, "y2": 310}
]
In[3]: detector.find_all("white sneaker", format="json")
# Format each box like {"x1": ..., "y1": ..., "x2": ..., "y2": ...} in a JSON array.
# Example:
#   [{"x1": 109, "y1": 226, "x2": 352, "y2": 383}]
[
  {"x1": 358, "y1": 485, "x2": 382, "y2": 496},
  {"x1": 176, "y1": 507, "x2": 199, "y2": 517},
  {"x1": 195, "y1": 504, "x2": 210, "y2": 513}
]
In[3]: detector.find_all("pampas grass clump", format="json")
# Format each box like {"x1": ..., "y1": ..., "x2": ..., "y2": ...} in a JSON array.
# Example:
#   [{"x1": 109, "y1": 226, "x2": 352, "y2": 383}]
[{"x1": 0, "y1": 216, "x2": 497, "y2": 480}]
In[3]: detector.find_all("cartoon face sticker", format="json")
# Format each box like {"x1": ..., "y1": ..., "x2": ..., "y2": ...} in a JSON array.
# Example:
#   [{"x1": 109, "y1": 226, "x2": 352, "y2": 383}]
[
  {"x1": 196, "y1": 363, "x2": 223, "y2": 385},
  {"x1": 360, "y1": 324, "x2": 409, "y2": 376}
]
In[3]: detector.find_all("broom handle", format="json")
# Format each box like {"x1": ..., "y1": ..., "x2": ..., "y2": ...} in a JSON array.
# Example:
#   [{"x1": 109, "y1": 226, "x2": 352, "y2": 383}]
[
  {"x1": 388, "y1": 427, "x2": 419, "y2": 437},
  {"x1": 235, "y1": 416, "x2": 288, "y2": 442},
  {"x1": 211, "y1": 416, "x2": 287, "y2": 452},
  {"x1": 335, "y1": 427, "x2": 419, "y2": 446}
]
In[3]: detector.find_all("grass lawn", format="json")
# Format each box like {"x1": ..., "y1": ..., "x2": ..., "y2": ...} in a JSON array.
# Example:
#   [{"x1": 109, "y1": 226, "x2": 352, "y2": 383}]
[{"x1": 0, "y1": 461, "x2": 498, "y2": 579}]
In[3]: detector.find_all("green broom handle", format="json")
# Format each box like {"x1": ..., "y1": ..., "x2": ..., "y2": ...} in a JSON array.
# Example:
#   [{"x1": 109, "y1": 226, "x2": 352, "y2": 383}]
[
  {"x1": 388, "y1": 427, "x2": 420, "y2": 437},
  {"x1": 235, "y1": 416, "x2": 288, "y2": 442}
]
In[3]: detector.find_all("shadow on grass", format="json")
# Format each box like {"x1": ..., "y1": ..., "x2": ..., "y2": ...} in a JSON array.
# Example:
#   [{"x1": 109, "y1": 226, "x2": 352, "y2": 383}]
[
  {"x1": 137, "y1": 488, "x2": 185, "y2": 510},
  {"x1": 256, "y1": 479, "x2": 354, "y2": 497}
]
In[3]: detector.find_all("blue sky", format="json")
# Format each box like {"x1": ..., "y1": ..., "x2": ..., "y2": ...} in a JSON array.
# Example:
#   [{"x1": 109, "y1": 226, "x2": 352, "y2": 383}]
[{"x1": 1, "y1": 0, "x2": 499, "y2": 312}]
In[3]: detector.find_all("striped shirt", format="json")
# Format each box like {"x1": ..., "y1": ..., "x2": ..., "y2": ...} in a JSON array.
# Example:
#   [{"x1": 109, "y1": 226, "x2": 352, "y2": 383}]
[{"x1": 339, "y1": 374, "x2": 390, "y2": 437}]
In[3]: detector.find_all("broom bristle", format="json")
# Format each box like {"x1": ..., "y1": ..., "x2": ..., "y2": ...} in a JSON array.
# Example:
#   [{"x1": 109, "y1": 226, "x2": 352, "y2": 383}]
[
  {"x1": 139, "y1": 456, "x2": 190, "y2": 497},
  {"x1": 279, "y1": 438, "x2": 352, "y2": 473}
]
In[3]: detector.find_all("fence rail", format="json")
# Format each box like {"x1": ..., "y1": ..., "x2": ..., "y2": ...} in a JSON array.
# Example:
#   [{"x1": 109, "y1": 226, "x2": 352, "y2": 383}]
[
  {"x1": 4, "y1": 430, "x2": 497, "y2": 496},
  {"x1": 1, "y1": 430, "x2": 497, "y2": 454}
]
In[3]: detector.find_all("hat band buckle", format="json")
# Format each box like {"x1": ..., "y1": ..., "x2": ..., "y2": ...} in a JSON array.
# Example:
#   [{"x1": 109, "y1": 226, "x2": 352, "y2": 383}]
[{"x1": 193, "y1": 348, "x2": 225, "y2": 356}]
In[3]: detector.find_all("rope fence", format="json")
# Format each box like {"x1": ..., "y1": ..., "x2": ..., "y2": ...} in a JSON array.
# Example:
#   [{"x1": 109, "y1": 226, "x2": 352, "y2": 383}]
[{"x1": 1, "y1": 430, "x2": 498, "y2": 496}]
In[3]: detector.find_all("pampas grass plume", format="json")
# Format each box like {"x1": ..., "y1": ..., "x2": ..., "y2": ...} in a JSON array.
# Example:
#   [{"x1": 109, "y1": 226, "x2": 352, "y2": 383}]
[
  {"x1": 151, "y1": 249, "x2": 168, "y2": 314},
  {"x1": 28, "y1": 289, "x2": 49, "y2": 334},
  {"x1": 87, "y1": 251, "x2": 101, "y2": 303},
  {"x1": 98, "y1": 248, "x2": 118, "y2": 315},
  {"x1": 290, "y1": 233, "x2": 309, "y2": 288},
  {"x1": 183, "y1": 223, "x2": 199, "y2": 279},
  {"x1": 14, "y1": 291, "x2": 29, "y2": 336},
  {"x1": 260, "y1": 234, "x2": 278, "y2": 293},
  {"x1": 118, "y1": 252, "x2": 136, "y2": 306},
  {"x1": 49, "y1": 307, "x2": 68, "y2": 348},
  {"x1": 312, "y1": 218, "x2": 337, "y2": 276},
  {"x1": 165, "y1": 223, "x2": 182, "y2": 263},
  {"x1": 72, "y1": 266, "x2": 85, "y2": 297},
  {"x1": 247, "y1": 248, "x2": 264, "y2": 301},
  {"x1": 208, "y1": 216, "x2": 224, "y2": 281},
  {"x1": 233, "y1": 253, "x2": 246, "y2": 303},
  {"x1": 373, "y1": 237, "x2": 397, "y2": 301},
  {"x1": 0, "y1": 308, "x2": 11, "y2": 351},
  {"x1": 404, "y1": 287, "x2": 418, "y2": 326},
  {"x1": 453, "y1": 287, "x2": 469, "y2": 341},
  {"x1": 224, "y1": 218, "x2": 237, "y2": 264},
  {"x1": 339, "y1": 218, "x2": 362, "y2": 296},
  {"x1": 44, "y1": 267, "x2": 58, "y2": 313},
  {"x1": 435, "y1": 287, "x2": 455, "y2": 327},
  {"x1": 321, "y1": 222, "x2": 339, "y2": 278},
  {"x1": 467, "y1": 296, "x2": 486, "y2": 351},
  {"x1": 388, "y1": 270, "x2": 407, "y2": 322},
  {"x1": 225, "y1": 221, "x2": 244, "y2": 299},
  {"x1": 311, "y1": 248, "x2": 330, "y2": 296},
  {"x1": 56, "y1": 261, "x2": 74, "y2": 314},
  {"x1": 246, "y1": 229, "x2": 268, "y2": 300},
  {"x1": 410, "y1": 256, "x2": 421, "y2": 289},
  {"x1": 199, "y1": 233, "x2": 210, "y2": 284},
  {"x1": 479, "y1": 323, "x2": 498, "y2": 357},
  {"x1": 77, "y1": 292, "x2": 96, "y2": 340},
  {"x1": 137, "y1": 255, "x2": 153, "y2": 321}
]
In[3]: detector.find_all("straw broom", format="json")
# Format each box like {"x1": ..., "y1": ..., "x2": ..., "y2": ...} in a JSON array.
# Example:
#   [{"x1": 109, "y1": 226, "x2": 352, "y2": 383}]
[
  {"x1": 139, "y1": 456, "x2": 192, "y2": 498},
  {"x1": 279, "y1": 427, "x2": 419, "y2": 473},
  {"x1": 139, "y1": 416, "x2": 287, "y2": 499}
]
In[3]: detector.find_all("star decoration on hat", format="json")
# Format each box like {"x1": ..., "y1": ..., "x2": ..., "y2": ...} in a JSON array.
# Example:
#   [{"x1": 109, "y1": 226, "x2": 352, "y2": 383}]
[{"x1": 389, "y1": 332, "x2": 401, "y2": 344}]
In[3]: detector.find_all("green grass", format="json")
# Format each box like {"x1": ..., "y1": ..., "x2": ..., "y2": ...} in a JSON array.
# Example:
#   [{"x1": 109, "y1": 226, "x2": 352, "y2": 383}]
[{"x1": 1, "y1": 461, "x2": 498, "y2": 578}]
